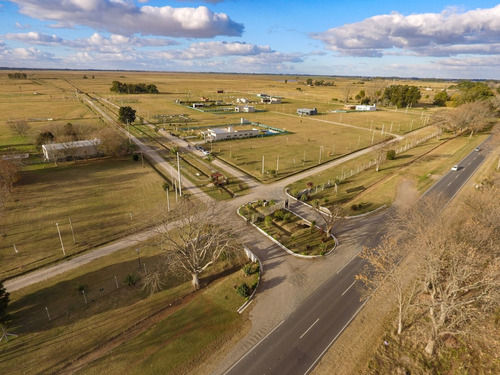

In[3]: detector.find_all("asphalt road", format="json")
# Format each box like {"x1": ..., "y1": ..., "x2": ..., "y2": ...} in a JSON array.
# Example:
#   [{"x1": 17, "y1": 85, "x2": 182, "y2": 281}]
[
  {"x1": 220, "y1": 136, "x2": 493, "y2": 375},
  {"x1": 422, "y1": 137, "x2": 491, "y2": 203}
]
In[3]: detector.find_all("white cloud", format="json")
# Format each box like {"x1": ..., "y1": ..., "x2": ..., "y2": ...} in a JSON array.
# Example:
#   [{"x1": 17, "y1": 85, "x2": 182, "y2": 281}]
[
  {"x1": 10, "y1": 0, "x2": 244, "y2": 38},
  {"x1": 161, "y1": 41, "x2": 273, "y2": 59},
  {"x1": 0, "y1": 43, "x2": 59, "y2": 67},
  {"x1": 5, "y1": 31, "x2": 63, "y2": 45},
  {"x1": 313, "y1": 5, "x2": 500, "y2": 57},
  {"x1": 3, "y1": 31, "x2": 178, "y2": 53}
]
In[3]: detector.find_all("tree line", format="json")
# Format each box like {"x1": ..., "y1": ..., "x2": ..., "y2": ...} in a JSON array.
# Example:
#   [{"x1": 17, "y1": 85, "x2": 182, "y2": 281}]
[
  {"x1": 110, "y1": 81, "x2": 159, "y2": 94},
  {"x1": 357, "y1": 185, "x2": 500, "y2": 372},
  {"x1": 7, "y1": 72, "x2": 27, "y2": 80}
]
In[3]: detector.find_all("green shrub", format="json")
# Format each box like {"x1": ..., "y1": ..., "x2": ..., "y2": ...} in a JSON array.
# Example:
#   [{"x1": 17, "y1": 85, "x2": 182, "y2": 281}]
[
  {"x1": 274, "y1": 209, "x2": 284, "y2": 221},
  {"x1": 124, "y1": 273, "x2": 140, "y2": 286},
  {"x1": 242, "y1": 264, "x2": 255, "y2": 276},
  {"x1": 386, "y1": 149, "x2": 396, "y2": 160},
  {"x1": 132, "y1": 153, "x2": 139, "y2": 161},
  {"x1": 265, "y1": 216, "x2": 273, "y2": 229},
  {"x1": 237, "y1": 283, "x2": 251, "y2": 298},
  {"x1": 283, "y1": 212, "x2": 292, "y2": 223}
]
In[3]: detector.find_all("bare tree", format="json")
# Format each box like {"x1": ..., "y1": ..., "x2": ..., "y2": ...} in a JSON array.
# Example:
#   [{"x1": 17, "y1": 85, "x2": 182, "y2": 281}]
[
  {"x1": 9, "y1": 119, "x2": 31, "y2": 138},
  {"x1": 0, "y1": 160, "x2": 20, "y2": 195},
  {"x1": 431, "y1": 101, "x2": 492, "y2": 136},
  {"x1": 357, "y1": 236, "x2": 417, "y2": 335},
  {"x1": 151, "y1": 199, "x2": 240, "y2": 291},
  {"x1": 96, "y1": 127, "x2": 129, "y2": 157},
  {"x1": 420, "y1": 237, "x2": 500, "y2": 355},
  {"x1": 311, "y1": 200, "x2": 344, "y2": 236}
]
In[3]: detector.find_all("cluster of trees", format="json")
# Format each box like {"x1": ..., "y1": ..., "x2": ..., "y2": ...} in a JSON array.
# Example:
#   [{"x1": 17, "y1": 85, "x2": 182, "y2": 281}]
[
  {"x1": 382, "y1": 85, "x2": 421, "y2": 108},
  {"x1": 7, "y1": 72, "x2": 27, "y2": 79},
  {"x1": 357, "y1": 187, "x2": 500, "y2": 371},
  {"x1": 431, "y1": 100, "x2": 494, "y2": 136},
  {"x1": 305, "y1": 78, "x2": 334, "y2": 86},
  {"x1": 110, "y1": 81, "x2": 159, "y2": 94},
  {"x1": 434, "y1": 81, "x2": 495, "y2": 107}
]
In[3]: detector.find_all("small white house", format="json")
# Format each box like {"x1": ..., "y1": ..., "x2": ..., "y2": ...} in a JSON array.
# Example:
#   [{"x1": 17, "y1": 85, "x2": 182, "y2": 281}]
[
  {"x1": 297, "y1": 108, "x2": 317, "y2": 116},
  {"x1": 235, "y1": 105, "x2": 256, "y2": 113},
  {"x1": 201, "y1": 127, "x2": 260, "y2": 142},
  {"x1": 42, "y1": 139, "x2": 101, "y2": 162},
  {"x1": 270, "y1": 97, "x2": 281, "y2": 104},
  {"x1": 237, "y1": 98, "x2": 249, "y2": 104},
  {"x1": 355, "y1": 104, "x2": 377, "y2": 111}
]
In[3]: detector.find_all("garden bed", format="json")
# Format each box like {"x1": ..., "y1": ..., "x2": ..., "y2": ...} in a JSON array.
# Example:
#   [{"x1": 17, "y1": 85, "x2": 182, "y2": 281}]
[{"x1": 239, "y1": 201, "x2": 335, "y2": 256}]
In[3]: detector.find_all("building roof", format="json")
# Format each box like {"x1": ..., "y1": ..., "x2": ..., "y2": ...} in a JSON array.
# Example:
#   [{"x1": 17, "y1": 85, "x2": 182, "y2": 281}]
[{"x1": 42, "y1": 139, "x2": 101, "y2": 151}]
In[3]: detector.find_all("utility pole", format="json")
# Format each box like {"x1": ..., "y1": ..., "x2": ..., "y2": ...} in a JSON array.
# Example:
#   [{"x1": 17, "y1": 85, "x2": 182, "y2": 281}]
[
  {"x1": 55, "y1": 222, "x2": 66, "y2": 256},
  {"x1": 176, "y1": 152, "x2": 182, "y2": 196},
  {"x1": 69, "y1": 217, "x2": 76, "y2": 244},
  {"x1": 262, "y1": 155, "x2": 265, "y2": 174}
]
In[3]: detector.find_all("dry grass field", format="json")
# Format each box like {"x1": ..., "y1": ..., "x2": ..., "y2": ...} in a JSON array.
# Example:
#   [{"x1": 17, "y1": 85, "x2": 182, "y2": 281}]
[
  {"x1": 2, "y1": 237, "x2": 254, "y2": 375},
  {"x1": 0, "y1": 70, "x2": 480, "y2": 374},
  {"x1": 0, "y1": 158, "x2": 167, "y2": 279}
]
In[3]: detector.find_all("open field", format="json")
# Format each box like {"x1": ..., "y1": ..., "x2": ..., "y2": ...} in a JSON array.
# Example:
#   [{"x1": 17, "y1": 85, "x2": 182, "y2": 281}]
[
  {"x1": 0, "y1": 158, "x2": 168, "y2": 280},
  {"x1": 1, "y1": 237, "x2": 254, "y2": 375}
]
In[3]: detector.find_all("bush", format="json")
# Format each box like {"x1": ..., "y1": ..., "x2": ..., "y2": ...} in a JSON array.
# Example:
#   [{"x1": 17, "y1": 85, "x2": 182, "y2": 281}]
[
  {"x1": 265, "y1": 215, "x2": 273, "y2": 229},
  {"x1": 351, "y1": 204, "x2": 360, "y2": 211},
  {"x1": 124, "y1": 273, "x2": 140, "y2": 286},
  {"x1": 386, "y1": 149, "x2": 396, "y2": 160},
  {"x1": 132, "y1": 153, "x2": 140, "y2": 161},
  {"x1": 274, "y1": 209, "x2": 284, "y2": 221},
  {"x1": 237, "y1": 283, "x2": 251, "y2": 298},
  {"x1": 283, "y1": 212, "x2": 292, "y2": 223},
  {"x1": 242, "y1": 264, "x2": 255, "y2": 276}
]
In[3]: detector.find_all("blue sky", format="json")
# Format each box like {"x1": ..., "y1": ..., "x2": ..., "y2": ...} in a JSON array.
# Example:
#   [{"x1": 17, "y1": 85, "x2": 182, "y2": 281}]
[{"x1": 1, "y1": 0, "x2": 500, "y2": 79}]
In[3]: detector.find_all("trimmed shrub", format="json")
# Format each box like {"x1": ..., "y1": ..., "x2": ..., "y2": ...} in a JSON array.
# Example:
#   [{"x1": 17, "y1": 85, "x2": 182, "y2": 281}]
[
  {"x1": 386, "y1": 149, "x2": 396, "y2": 160},
  {"x1": 237, "y1": 283, "x2": 251, "y2": 298}
]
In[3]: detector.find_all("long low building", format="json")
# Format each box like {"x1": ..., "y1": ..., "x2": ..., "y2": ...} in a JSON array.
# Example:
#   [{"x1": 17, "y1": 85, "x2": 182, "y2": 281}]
[
  {"x1": 201, "y1": 126, "x2": 260, "y2": 142},
  {"x1": 42, "y1": 139, "x2": 101, "y2": 161}
]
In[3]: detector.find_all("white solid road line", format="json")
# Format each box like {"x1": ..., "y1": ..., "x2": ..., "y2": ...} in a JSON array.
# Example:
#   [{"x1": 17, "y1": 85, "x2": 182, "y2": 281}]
[
  {"x1": 342, "y1": 281, "x2": 356, "y2": 296},
  {"x1": 300, "y1": 318, "x2": 320, "y2": 339},
  {"x1": 222, "y1": 320, "x2": 285, "y2": 375}
]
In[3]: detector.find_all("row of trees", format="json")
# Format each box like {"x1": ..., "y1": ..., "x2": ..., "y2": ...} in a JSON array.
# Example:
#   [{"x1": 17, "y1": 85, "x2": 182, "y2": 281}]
[
  {"x1": 7, "y1": 72, "x2": 27, "y2": 80},
  {"x1": 110, "y1": 81, "x2": 159, "y2": 94},
  {"x1": 357, "y1": 186, "x2": 500, "y2": 370}
]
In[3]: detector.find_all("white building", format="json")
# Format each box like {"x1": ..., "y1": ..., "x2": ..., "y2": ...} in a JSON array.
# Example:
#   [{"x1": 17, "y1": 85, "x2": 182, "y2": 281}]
[
  {"x1": 201, "y1": 126, "x2": 260, "y2": 142},
  {"x1": 355, "y1": 104, "x2": 377, "y2": 111},
  {"x1": 237, "y1": 98, "x2": 249, "y2": 103},
  {"x1": 235, "y1": 105, "x2": 256, "y2": 113},
  {"x1": 42, "y1": 139, "x2": 101, "y2": 162}
]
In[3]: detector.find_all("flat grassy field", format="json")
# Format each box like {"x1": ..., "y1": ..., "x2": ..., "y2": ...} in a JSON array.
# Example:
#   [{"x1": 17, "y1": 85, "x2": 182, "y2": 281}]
[
  {"x1": 1, "y1": 238, "x2": 254, "y2": 375},
  {"x1": 0, "y1": 158, "x2": 169, "y2": 280}
]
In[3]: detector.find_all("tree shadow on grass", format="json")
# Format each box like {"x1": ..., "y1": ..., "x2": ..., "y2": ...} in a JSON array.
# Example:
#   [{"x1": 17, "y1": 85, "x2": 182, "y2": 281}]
[{"x1": 6, "y1": 255, "x2": 242, "y2": 337}]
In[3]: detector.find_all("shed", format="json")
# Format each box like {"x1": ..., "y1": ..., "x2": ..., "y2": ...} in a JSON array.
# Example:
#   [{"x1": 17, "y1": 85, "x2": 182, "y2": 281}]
[{"x1": 42, "y1": 139, "x2": 101, "y2": 162}]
